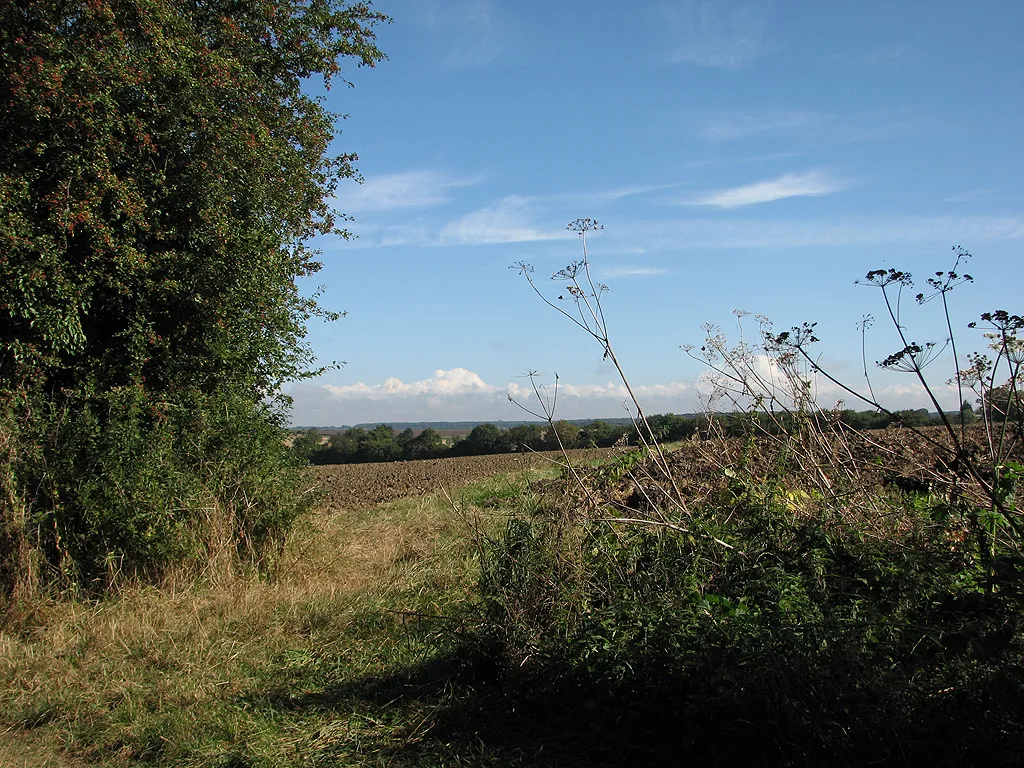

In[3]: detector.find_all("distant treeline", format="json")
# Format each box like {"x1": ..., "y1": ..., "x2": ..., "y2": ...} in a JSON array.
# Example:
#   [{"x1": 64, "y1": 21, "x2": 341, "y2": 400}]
[{"x1": 293, "y1": 408, "x2": 951, "y2": 465}]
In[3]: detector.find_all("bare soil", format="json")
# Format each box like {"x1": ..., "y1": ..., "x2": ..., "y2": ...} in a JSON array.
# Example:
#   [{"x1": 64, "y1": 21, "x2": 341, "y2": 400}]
[{"x1": 313, "y1": 449, "x2": 610, "y2": 513}]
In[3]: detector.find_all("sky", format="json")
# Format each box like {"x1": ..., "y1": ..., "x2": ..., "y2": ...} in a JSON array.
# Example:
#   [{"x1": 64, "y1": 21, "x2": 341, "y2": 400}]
[{"x1": 284, "y1": 0, "x2": 1024, "y2": 427}]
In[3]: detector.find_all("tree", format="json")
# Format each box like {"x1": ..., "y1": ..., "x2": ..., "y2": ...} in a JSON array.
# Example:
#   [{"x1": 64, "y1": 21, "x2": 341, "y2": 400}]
[
  {"x1": 406, "y1": 428, "x2": 444, "y2": 460},
  {"x1": 459, "y1": 423, "x2": 503, "y2": 456},
  {"x1": 364, "y1": 424, "x2": 398, "y2": 462},
  {"x1": 578, "y1": 419, "x2": 630, "y2": 448},
  {"x1": 983, "y1": 381, "x2": 1023, "y2": 426},
  {"x1": 500, "y1": 423, "x2": 545, "y2": 452},
  {"x1": 0, "y1": 0, "x2": 387, "y2": 591},
  {"x1": 960, "y1": 399, "x2": 977, "y2": 425},
  {"x1": 291, "y1": 428, "x2": 323, "y2": 462},
  {"x1": 543, "y1": 420, "x2": 580, "y2": 451}
]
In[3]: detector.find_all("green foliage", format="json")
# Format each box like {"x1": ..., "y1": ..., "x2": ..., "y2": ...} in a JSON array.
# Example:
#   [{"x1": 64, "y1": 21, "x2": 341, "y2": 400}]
[
  {"x1": 291, "y1": 428, "x2": 323, "y2": 462},
  {"x1": 0, "y1": 0, "x2": 386, "y2": 595},
  {"x1": 6, "y1": 388, "x2": 310, "y2": 587},
  {"x1": 405, "y1": 426, "x2": 445, "y2": 460},
  {"x1": 499, "y1": 423, "x2": 546, "y2": 452},
  {"x1": 577, "y1": 419, "x2": 627, "y2": 448},
  {"x1": 455, "y1": 423, "x2": 504, "y2": 457},
  {"x1": 473, "y1": 479, "x2": 1024, "y2": 763},
  {"x1": 541, "y1": 419, "x2": 581, "y2": 451}
]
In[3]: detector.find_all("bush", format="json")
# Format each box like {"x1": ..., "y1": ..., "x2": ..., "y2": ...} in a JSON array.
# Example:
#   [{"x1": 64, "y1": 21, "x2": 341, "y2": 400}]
[
  {"x1": 1, "y1": 386, "x2": 311, "y2": 596},
  {"x1": 0, "y1": 0, "x2": 386, "y2": 601}
]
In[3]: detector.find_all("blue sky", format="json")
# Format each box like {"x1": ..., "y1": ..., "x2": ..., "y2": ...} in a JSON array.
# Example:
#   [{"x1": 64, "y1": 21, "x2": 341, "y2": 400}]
[{"x1": 285, "y1": 0, "x2": 1023, "y2": 426}]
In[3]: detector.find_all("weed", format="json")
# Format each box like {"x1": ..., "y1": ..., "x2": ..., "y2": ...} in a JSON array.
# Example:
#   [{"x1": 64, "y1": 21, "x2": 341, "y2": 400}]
[{"x1": 470, "y1": 225, "x2": 1024, "y2": 765}]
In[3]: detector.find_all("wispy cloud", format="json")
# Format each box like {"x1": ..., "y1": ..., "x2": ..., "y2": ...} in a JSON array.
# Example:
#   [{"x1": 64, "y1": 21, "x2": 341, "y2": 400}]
[
  {"x1": 686, "y1": 151, "x2": 799, "y2": 169},
  {"x1": 663, "y1": 0, "x2": 769, "y2": 70},
  {"x1": 687, "y1": 170, "x2": 848, "y2": 208},
  {"x1": 701, "y1": 111, "x2": 825, "y2": 141},
  {"x1": 612, "y1": 214, "x2": 1024, "y2": 250},
  {"x1": 600, "y1": 266, "x2": 671, "y2": 278},
  {"x1": 439, "y1": 196, "x2": 569, "y2": 245},
  {"x1": 335, "y1": 170, "x2": 480, "y2": 213},
  {"x1": 419, "y1": 0, "x2": 507, "y2": 67},
  {"x1": 700, "y1": 108, "x2": 920, "y2": 143},
  {"x1": 553, "y1": 183, "x2": 688, "y2": 207},
  {"x1": 945, "y1": 189, "x2": 1021, "y2": 204}
]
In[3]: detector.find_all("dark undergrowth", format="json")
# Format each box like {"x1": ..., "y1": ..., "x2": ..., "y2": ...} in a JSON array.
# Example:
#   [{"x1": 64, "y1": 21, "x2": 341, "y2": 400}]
[{"x1": 458, "y1": 439, "x2": 1024, "y2": 767}]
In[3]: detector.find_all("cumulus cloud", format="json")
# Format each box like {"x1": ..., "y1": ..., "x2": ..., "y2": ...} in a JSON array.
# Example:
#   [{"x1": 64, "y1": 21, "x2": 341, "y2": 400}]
[
  {"x1": 284, "y1": 365, "x2": 960, "y2": 427},
  {"x1": 687, "y1": 170, "x2": 848, "y2": 208},
  {"x1": 323, "y1": 368, "x2": 499, "y2": 400}
]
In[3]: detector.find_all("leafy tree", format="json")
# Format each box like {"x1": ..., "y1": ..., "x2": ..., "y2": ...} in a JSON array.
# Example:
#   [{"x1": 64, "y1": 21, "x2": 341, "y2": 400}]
[
  {"x1": 291, "y1": 428, "x2": 323, "y2": 462},
  {"x1": 893, "y1": 408, "x2": 935, "y2": 428},
  {"x1": 317, "y1": 428, "x2": 365, "y2": 464},
  {"x1": 983, "y1": 382, "x2": 1023, "y2": 426},
  {"x1": 406, "y1": 427, "x2": 444, "y2": 460},
  {"x1": 578, "y1": 419, "x2": 627, "y2": 448},
  {"x1": 543, "y1": 420, "x2": 581, "y2": 451},
  {"x1": 458, "y1": 423, "x2": 503, "y2": 456},
  {"x1": 646, "y1": 413, "x2": 697, "y2": 442},
  {"x1": 0, "y1": 0, "x2": 387, "y2": 591},
  {"x1": 500, "y1": 423, "x2": 545, "y2": 453},
  {"x1": 959, "y1": 399, "x2": 977, "y2": 425},
  {"x1": 395, "y1": 427, "x2": 416, "y2": 453},
  {"x1": 364, "y1": 424, "x2": 399, "y2": 462}
]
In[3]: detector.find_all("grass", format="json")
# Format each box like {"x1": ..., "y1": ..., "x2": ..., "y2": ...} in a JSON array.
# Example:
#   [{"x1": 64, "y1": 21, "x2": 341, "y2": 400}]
[
  {"x1": 7, "y1": 434, "x2": 1022, "y2": 767},
  {"x1": 0, "y1": 464, "x2": 562, "y2": 767}
]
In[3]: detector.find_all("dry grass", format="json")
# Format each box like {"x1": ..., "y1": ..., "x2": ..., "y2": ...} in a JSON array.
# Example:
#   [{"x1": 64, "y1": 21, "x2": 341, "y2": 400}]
[{"x1": 0, "y1": 462, "x2": 561, "y2": 766}]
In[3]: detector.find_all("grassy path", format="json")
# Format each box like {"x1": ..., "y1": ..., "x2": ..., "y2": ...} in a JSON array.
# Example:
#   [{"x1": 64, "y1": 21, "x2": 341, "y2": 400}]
[{"x1": 0, "y1": 458, "x2": 573, "y2": 767}]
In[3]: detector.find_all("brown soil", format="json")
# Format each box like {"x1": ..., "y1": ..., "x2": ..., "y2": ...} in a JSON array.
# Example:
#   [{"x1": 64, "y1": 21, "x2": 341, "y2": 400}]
[{"x1": 312, "y1": 449, "x2": 611, "y2": 513}]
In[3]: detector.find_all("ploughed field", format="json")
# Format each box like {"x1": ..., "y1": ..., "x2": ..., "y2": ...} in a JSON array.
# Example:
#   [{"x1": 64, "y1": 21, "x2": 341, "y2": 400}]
[{"x1": 313, "y1": 449, "x2": 612, "y2": 512}]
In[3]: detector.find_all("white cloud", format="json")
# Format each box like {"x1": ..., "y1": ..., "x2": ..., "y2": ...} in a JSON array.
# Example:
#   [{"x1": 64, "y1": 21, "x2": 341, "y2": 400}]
[
  {"x1": 505, "y1": 379, "x2": 698, "y2": 415},
  {"x1": 664, "y1": 0, "x2": 769, "y2": 69},
  {"x1": 335, "y1": 170, "x2": 479, "y2": 212},
  {"x1": 686, "y1": 152, "x2": 799, "y2": 169},
  {"x1": 439, "y1": 196, "x2": 570, "y2": 245},
  {"x1": 548, "y1": 183, "x2": 689, "y2": 207},
  {"x1": 323, "y1": 368, "x2": 499, "y2": 400},
  {"x1": 286, "y1": 366, "x2": 966, "y2": 426},
  {"x1": 688, "y1": 170, "x2": 848, "y2": 208}
]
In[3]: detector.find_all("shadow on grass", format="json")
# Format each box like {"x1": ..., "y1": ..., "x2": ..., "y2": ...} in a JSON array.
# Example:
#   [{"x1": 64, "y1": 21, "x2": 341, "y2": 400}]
[
  {"x1": 252, "y1": 650, "x2": 689, "y2": 768},
  {"x1": 244, "y1": 632, "x2": 1024, "y2": 768}
]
